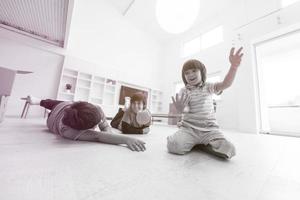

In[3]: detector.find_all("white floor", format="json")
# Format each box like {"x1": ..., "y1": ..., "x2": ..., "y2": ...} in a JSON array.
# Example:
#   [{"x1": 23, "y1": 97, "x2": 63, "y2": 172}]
[{"x1": 1, "y1": 117, "x2": 300, "y2": 200}]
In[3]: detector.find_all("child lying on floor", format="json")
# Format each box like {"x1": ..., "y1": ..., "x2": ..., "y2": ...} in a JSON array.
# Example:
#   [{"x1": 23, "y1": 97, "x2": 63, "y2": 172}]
[
  {"x1": 110, "y1": 93, "x2": 151, "y2": 134},
  {"x1": 27, "y1": 97, "x2": 146, "y2": 152},
  {"x1": 167, "y1": 47, "x2": 244, "y2": 159}
]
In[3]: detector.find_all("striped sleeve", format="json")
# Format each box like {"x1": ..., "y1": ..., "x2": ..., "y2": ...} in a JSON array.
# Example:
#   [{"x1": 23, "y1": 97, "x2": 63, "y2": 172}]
[{"x1": 206, "y1": 82, "x2": 223, "y2": 95}]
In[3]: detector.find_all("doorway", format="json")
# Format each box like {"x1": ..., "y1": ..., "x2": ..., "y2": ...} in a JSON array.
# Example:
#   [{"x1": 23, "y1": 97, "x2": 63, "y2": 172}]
[{"x1": 255, "y1": 29, "x2": 300, "y2": 136}]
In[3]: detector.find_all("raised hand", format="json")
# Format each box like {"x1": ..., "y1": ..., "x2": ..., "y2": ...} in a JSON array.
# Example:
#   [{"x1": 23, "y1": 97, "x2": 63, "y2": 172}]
[
  {"x1": 171, "y1": 93, "x2": 190, "y2": 114},
  {"x1": 229, "y1": 47, "x2": 244, "y2": 69}
]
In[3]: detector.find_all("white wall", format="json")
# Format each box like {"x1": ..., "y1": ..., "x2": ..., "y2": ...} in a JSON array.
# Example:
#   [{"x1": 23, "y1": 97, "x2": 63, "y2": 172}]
[
  {"x1": 60, "y1": 0, "x2": 165, "y2": 117},
  {"x1": 65, "y1": 0, "x2": 163, "y2": 90},
  {"x1": 1, "y1": 0, "x2": 299, "y2": 130},
  {"x1": 0, "y1": 31, "x2": 64, "y2": 117},
  {"x1": 0, "y1": 0, "x2": 164, "y2": 118},
  {"x1": 161, "y1": 0, "x2": 300, "y2": 133}
]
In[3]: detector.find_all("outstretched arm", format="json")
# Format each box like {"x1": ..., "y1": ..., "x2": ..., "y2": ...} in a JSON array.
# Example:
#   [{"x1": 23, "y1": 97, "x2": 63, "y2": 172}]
[
  {"x1": 215, "y1": 47, "x2": 244, "y2": 91},
  {"x1": 62, "y1": 129, "x2": 146, "y2": 151},
  {"x1": 97, "y1": 131, "x2": 146, "y2": 151}
]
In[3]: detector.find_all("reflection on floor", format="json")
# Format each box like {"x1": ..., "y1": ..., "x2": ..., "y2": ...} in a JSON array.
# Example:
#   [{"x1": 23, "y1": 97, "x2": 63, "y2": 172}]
[{"x1": 1, "y1": 117, "x2": 300, "y2": 200}]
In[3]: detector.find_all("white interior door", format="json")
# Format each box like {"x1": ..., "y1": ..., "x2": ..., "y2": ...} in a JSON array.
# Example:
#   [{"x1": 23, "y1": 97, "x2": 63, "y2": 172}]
[{"x1": 255, "y1": 29, "x2": 300, "y2": 136}]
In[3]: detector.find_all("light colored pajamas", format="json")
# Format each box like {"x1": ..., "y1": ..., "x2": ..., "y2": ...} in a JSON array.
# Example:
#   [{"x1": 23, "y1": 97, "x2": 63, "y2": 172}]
[
  {"x1": 47, "y1": 102, "x2": 109, "y2": 140},
  {"x1": 167, "y1": 82, "x2": 236, "y2": 159},
  {"x1": 167, "y1": 127, "x2": 235, "y2": 158}
]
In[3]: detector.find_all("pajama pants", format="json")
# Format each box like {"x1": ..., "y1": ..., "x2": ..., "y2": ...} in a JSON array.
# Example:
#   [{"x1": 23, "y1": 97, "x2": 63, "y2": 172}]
[
  {"x1": 110, "y1": 108, "x2": 124, "y2": 129},
  {"x1": 40, "y1": 99, "x2": 64, "y2": 110},
  {"x1": 167, "y1": 127, "x2": 236, "y2": 159},
  {"x1": 40, "y1": 99, "x2": 64, "y2": 117}
]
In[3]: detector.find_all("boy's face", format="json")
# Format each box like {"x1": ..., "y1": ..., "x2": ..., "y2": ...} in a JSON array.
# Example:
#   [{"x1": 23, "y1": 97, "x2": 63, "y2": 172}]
[
  {"x1": 184, "y1": 68, "x2": 202, "y2": 86},
  {"x1": 131, "y1": 101, "x2": 144, "y2": 113}
]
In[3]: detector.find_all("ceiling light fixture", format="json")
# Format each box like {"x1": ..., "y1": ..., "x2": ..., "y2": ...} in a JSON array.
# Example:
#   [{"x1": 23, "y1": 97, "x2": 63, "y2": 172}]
[{"x1": 156, "y1": 0, "x2": 200, "y2": 34}]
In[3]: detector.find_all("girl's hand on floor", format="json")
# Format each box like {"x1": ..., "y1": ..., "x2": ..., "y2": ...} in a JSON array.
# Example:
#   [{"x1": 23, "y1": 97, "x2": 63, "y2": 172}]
[
  {"x1": 229, "y1": 47, "x2": 244, "y2": 69},
  {"x1": 126, "y1": 138, "x2": 146, "y2": 152},
  {"x1": 172, "y1": 93, "x2": 190, "y2": 113}
]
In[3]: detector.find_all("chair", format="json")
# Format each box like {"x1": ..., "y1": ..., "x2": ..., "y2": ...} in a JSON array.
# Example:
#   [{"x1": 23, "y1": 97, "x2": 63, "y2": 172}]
[{"x1": 20, "y1": 97, "x2": 48, "y2": 118}]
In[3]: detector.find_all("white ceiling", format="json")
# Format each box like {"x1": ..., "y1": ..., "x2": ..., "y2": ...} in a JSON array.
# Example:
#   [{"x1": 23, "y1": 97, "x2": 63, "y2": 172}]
[
  {"x1": 109, "y1": 0, "x2": 134, "y2": 15},
  {"x1": 0, "y1": 0, "x2": 282, "y2": 47},
  {"x1": 0, "y1": 0, "x2": 69, "y2": 47},
  {"x1": 108, "y1": 0, "x2": 231, "y2": 42}
]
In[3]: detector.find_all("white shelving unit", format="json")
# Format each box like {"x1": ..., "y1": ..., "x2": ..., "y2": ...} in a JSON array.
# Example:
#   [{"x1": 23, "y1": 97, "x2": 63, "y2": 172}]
[
  {"x1": 150, "y1": 89, "x2": 163, "y2": 113},
  {"x1": 57, "y1": 68, "x2": 117, "y2": 107},
  {"x1": 57, "y1": 68, "x2": 163, "y2": 117},
  {"x1": 57, "y1": 68, "x2": 78, "y2": 101}
]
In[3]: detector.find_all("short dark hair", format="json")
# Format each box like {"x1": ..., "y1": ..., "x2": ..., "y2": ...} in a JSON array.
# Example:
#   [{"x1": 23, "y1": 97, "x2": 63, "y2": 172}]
[
  {"x1": 182, "y1": 59, "x2": 207, "y2": 86},
  {"x1": 130, "y1": 93, "x2": 147, "y2": 109},
  {"x1": 62, "y1": 102, "x2": 101, "y2": 130}
]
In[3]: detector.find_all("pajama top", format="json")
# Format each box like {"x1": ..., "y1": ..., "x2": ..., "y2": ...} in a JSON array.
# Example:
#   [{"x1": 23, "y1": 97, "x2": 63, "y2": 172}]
[
  {"x1": 47, "y1": 102, "x2": 109, "y2": 140},
  {"x1": 179, "y1": 82, "x2": 223, "y2": 132}
]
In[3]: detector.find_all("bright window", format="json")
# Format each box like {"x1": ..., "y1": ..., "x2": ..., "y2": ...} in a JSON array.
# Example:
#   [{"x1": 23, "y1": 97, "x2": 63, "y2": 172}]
[
  {"x1": 281, "y1": 0, "x2": 300, "y2": 7},
  {"x1": 256, "y1": 31, "x2": 300, "y2": 106},
  {"x1": 181, "y1": 26, "x2": 224, "y2": 57},
  {"x1": 201, "y1": 26, "x2": 224, "y2": 50},
  {"x1": 255, "y1": 29, "x2": 300, "y2": 135}
]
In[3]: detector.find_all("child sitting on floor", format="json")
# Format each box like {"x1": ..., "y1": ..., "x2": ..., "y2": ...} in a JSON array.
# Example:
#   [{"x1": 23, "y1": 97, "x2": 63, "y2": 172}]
[
  {"x1": 27, "y1": 97, "x2": 146, "y2": 152},
  {"x1": 110, "y1": 93, "x2": 151, "y2": 134},
  {"x1": 167, "y1": 47, "x2": 244, "y2": 159}
]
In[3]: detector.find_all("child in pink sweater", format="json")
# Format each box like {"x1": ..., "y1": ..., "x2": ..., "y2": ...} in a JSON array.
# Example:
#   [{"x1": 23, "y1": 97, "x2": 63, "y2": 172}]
[{"x1": 27, "y1": 97, "x2": 146, "y2": 152}]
